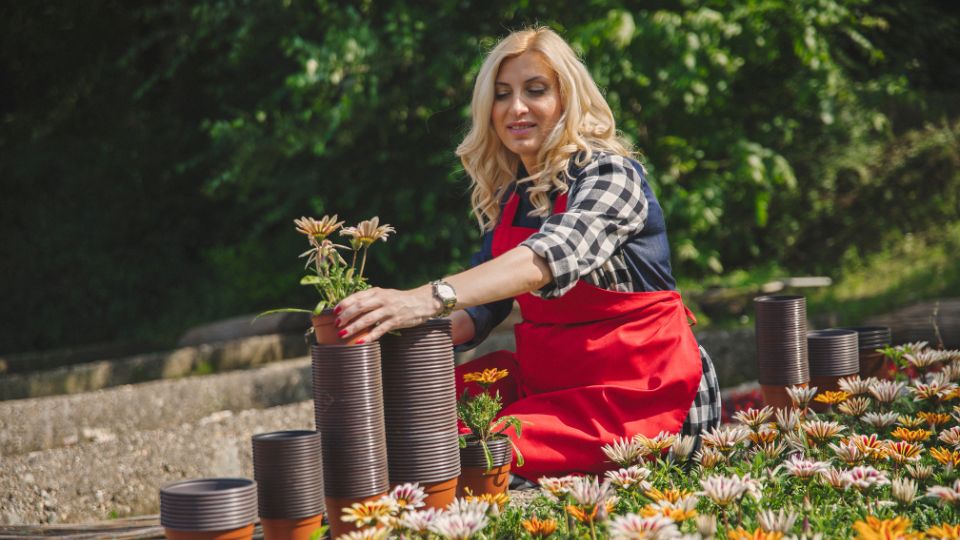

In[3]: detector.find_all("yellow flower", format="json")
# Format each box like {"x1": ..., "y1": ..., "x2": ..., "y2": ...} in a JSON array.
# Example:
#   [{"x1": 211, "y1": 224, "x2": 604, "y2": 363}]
[
  {"x1": 853, "y1": 516, "x2": 923, "y2": 539},
  {"x1": 931, "y1": 447, "x2": 960, "y2": 467},
  {"x1": 294, "y1": 215, "x2": 343, "y2": 240},
  {"x1": 917, "y1": 411, "x2": 952, "y2": 427},
  {"x1": 521, "y1": 517, "x2": 558, "y2": 537},
  {"x1": 727, "y1": 528, "x2": 784, "y2": 540},
  {"x1": 341, "y1": 500, "x2": 394, "y2": 527},
  {"x1": 897, "y1": 415, "x2": 926, "y2": 429},
  {"x1": 462, "y1": 368, "x2": 509, "y2": 387},
  {"x1": 640, "y1": 504, "x2": 698, "y2": 522},
  {"x1": 466, "y1": 492, "x2": 509, "y2": 509},
  {"x1": 814, "y1": 391, "x2": 850, "y2": 405},
  {"x1": 340, "y1": 216, "x2": 396, "y2": 247},
  {"x1": 749, "y1": 427, "x2": 779, "y2": 445},
  {"x1": 884, "y1": 441, "x2": 924, "y2": 464},
  {"x1": 644, "y1": 487, "x2": 692, "y2": 504},
  {"x1": 634, "y1": 430, "x2": 677, "y2": 454},
  {"x1": 891, "y1": 427, "x2": 932, "y2": 443},
  {"x1": 565, "y1": 504, "x2": 599, "y2": 524},
  {"x1": 926, "y1": 523, "x2": 960, "y2": 539}
]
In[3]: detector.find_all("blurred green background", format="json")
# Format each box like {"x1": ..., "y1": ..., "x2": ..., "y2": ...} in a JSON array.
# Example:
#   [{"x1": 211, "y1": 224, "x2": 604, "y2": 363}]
[{"x1": 2, "y1": 0, "x2": 959, "y2": 355}]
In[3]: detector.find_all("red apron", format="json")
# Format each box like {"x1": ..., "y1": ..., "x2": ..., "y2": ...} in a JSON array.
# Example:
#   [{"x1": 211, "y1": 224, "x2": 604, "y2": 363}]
[{"x1": 455, "y1": 189, "x2": 703, "y2": 479}]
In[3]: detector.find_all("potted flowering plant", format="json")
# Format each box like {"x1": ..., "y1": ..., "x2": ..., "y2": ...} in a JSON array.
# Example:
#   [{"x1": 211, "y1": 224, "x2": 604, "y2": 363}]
[
  {"x1": 258, "y1": 215, "x2": 395, "y2": 344},
  {"x1": 456, "y1": 368, "x2": 524, "y2": 496}
]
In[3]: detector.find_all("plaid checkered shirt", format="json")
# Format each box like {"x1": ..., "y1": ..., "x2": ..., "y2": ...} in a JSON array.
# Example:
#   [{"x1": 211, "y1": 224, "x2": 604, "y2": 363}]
[{"x1": 466, "y1": 151, "x2": 720, "y2": 437}]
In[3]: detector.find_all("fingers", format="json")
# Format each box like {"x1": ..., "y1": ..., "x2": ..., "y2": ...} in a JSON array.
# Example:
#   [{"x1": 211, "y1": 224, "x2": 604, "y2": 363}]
[{"x1": 335, "y1": 287, "x2": 384, "y2": 327}]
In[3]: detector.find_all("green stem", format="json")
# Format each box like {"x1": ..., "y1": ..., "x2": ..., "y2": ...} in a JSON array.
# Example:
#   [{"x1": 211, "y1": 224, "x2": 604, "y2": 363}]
[
  {"x1": 589, "y1": 517, "x2": 597, "y2": 540},
  {"x1": 360, "y1": 246, "x2": 369, "y2": 278}
]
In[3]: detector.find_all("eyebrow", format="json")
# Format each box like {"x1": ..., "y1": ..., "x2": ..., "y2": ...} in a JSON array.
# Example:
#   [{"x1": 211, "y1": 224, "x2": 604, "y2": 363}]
[{"x1": 495, "y1": 76, "x2": 550, "y2": 86}]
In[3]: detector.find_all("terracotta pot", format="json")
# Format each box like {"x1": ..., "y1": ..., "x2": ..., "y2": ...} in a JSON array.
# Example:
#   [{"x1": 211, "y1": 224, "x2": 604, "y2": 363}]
[
  {"x1": 324, "y1": 492, "x2": 387, "y2": 539},
  {"x1": 457, "y1": 437, "x2": 512, "y2": 497},
  {"x1": 859, "y1": 349, "x2": 890, "y2": 380},
  {"x1": 761, "y1": 384, "x2": 799, "y2": 409},
  {"x1": 311, "y1": 310, "x2": 370, "y2": 345},
  {"x1": 260, "y1": 514, "x2": 323, "y2": 540},
  {"x1": 164, "y1": 524, "x2": 254, "y2": 540},
  {"x1": 458, "y1": 464, "x2": 510, "y2": 497},
  {"x1": 419, "y1": 477, "x2": 459, "y2": 509}
]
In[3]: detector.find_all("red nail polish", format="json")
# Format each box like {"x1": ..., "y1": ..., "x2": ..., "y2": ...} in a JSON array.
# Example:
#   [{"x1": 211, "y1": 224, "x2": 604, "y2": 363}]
[
  {"x1": 335, "y1": 318, "x2": 341, "y2": 327},
  {"x1": 334, "y1": 306, "x2": 342, "y2": 314},
  {"x1": 338, "y1": 329, "x2": 347, "y2": 337},
  {"x1": 355, "y1": 339, "x2": 365, "y2": 344}
]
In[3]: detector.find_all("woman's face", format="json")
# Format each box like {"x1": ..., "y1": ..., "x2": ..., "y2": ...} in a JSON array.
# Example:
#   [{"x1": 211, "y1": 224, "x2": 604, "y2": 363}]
[{"x1": 491, "y1": 51, "x2": 563, "y2": 173}]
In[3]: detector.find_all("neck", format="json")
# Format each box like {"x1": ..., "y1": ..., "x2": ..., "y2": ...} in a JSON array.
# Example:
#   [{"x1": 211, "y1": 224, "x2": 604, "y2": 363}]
[{"x1": 520, "y1": 155, "x2": 540, "y2": 176}]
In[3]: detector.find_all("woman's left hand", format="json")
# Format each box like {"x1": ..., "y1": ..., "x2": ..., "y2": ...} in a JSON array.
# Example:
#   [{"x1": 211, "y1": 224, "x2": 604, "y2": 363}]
[{"x1": 334, "y1": 285, "x2": 440, "y2": 342}]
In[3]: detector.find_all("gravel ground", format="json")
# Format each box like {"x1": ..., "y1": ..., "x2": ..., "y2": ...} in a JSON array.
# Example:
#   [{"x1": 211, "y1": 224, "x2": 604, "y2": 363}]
[
  {"x1": 0, "y1": 401, "x2": 315, "y2": 525},
  {"x1": 0, "y1": 358, "x2": 312, "y2": 457}
]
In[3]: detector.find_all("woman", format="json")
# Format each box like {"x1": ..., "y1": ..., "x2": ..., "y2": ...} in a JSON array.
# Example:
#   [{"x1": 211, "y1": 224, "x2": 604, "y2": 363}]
[{"x1": 334, "y1": 27, "x2": 720, "y2": 481}]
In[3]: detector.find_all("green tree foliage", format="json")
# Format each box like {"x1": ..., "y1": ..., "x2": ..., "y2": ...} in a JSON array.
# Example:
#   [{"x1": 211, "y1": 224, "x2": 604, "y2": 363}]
[{"x1": 1, "y1": 1, "x2": 958, "y2": 353}]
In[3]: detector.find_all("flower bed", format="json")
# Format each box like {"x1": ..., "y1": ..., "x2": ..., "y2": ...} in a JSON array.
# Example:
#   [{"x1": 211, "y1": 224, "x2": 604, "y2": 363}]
[{"x1": 331, "y1": 342, "x2": 960, "y2": 539}]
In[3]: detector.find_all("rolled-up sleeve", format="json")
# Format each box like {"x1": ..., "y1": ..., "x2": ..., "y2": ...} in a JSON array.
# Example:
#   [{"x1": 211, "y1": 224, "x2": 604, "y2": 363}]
[
  {"x1": 454, "y1": 229, "x2": 514, "y2": 352},
  {"x1": 521, "y1": 153, "x2": 648, "y2": 298}
]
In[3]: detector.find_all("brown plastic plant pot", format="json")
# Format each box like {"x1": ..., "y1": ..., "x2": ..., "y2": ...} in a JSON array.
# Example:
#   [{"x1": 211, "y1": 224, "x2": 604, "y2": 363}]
[
  {"x1": 808, "y1": 375, "x2": 843, "y2": 413},
  {"x1": 324, "y1": 492, "x2": 387, "y2": 540},
  {"x1": 259, "y1": 514, "x2": 323, "y2": 540},
  {"x1": 457, "y1": 464, "x2": 510, "y2": 498},
  {"x1": 760, "y1": 383, "x2": 805, "y2": 410},
  {"x1": 164, "y1": 524, "x2": 254, "y2": 540},
  {"x1": 419, "y1": 477, "x2": 459, "y2": 510},
  {"x1": 311, "y1": 310, "x2": 371, "y2": 345},
  {"x1": 859, "y1": 349, "x2": 890, "y2": 380}
]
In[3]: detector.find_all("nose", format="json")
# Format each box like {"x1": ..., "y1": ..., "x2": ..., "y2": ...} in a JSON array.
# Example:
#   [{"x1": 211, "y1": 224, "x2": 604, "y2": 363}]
[{"x1": 508, "y1": 93, "x2": 529, "y2": 116}]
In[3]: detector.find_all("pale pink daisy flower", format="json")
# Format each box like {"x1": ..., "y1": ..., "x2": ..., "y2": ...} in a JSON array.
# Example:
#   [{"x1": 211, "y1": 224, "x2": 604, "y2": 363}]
[
  {"x1": 868, "y1": 380, "x2": 905, "y2": 404},
  {"x1": 537, "y1": 475, "x2": 576, "y2": 502},
  {"x1": 397, "y1": 508, "x2": 440, "y2": 533},
  {"x1": 701, "y1": 425, "x2": 751, "y2": 453},
  {"x1": 605, "y1": 465, "x2": 653, "y2": 491},
  {"x1": 607, "y1": 514, "x2": 681, "y2": 540},
  {"x1": 757, "y1": 508, "x2": 799, "y2": 533},
  {"x1": 784, "y1": 454, "x2": 830, "y2": 479},
  {"x1": 939, "y1": 426, "x2": 960, "y2": 448},
  {"x1": 733, "y1": 406, "x2": 775, "y2": 429},
  {"x1": 602, "y1": 436, "x2": 645, "y2": 467},
  {"x1": 428, "y1": 510, "x2": 488, "y2": 539},
  {"x1": 926, "y1": 479, "x2": 960, "y2": 506},
  {"x1": 829, "y1": 440, "x2": 866, "y2": 465},
  {"x1": 891, "y1": 477, "x2": 918, "y2": 506},
  {"x1": 838, "y1": 376, "x2": 872, "y2": 396},
  {"x1": 387, "y1": 482, "x2": 427, "y2": 511},
  {"x1": 860, "y1": 411, "x2": 899, "y2": 429},
  {"x1": 842, "y1": 465, "x2": 890, "y2": 492},
  {"x1": 786, "y1": 385, "x2": 818, "y2": 408},
  {"x1": 819, "y1": 467, "x2": 849, "y2": 490},
  {"x1": 698, "y1": 475, "x2": 749, "y2": 507}
]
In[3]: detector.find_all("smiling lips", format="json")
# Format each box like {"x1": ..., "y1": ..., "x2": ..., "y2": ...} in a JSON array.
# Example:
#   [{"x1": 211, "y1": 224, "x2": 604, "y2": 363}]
[{"x1": 507, "y1": 121, "x2": 537, "y2": 134}]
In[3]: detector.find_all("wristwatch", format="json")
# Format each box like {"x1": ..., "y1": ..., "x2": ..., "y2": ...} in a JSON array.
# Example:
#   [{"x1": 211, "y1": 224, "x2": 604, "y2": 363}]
[{"x1": 430, "y1": 280, "x2": 457, "y2": 317}]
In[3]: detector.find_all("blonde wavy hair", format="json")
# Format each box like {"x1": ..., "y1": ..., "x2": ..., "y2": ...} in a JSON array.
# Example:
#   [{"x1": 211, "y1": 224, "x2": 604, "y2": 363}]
[{"x1": 456, "y1": 26, "x2": 635, "y2": 231}]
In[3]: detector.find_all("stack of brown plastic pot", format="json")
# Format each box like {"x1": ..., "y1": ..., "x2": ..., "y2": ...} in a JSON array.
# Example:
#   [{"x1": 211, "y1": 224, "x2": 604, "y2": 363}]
[
  {"x1": 380, "y1": 319, "x2": 461, "y2": 508},
  {"x1": 160, "y1": 478, "x2": 258, "y2": 540},
  {"x1": 839, "y1": 326, "x2": 893, "y2": 379},
  {"x1": 755, "y1": 295, "x2": 810, "y2": 408},
  {"x1": 252, "y1": 431, "x2": 326, "y2": 540},
  {"x1": 311, "y1": 341, "x2": 389, "y2": 539},
  {"x1": 807, "y1": 329, "x2": 860, "y2": 411}
]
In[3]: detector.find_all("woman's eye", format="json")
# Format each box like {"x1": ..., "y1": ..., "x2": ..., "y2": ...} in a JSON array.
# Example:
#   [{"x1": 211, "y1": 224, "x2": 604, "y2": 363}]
[
  {"x1": 527, "y1": 87, "x2": 547, "y2": 96},
  {"x1": 494, "y1": 93, "x2": 510, "y2": 100}
]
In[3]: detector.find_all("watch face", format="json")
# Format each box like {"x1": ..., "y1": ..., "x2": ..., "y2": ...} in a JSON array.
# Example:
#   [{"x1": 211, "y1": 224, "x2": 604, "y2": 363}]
[{"x1": 438, "y1": 283, "x2": 455, "y2": 300}]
